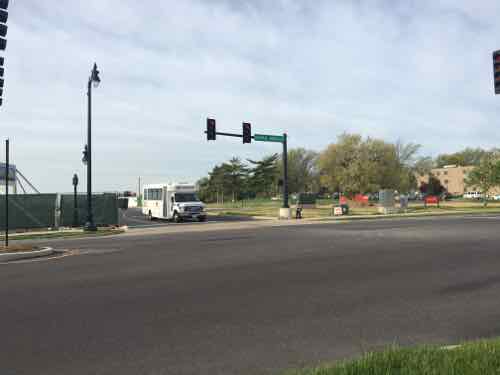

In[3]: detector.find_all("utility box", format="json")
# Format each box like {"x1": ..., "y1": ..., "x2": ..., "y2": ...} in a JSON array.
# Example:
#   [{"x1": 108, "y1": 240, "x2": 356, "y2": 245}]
[{"x1": 378, "y1": 189, "x2": 398, "y2": 214}]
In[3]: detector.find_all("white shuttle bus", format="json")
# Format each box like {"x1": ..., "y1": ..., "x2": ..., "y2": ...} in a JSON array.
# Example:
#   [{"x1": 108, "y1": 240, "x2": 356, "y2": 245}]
[{"x1": 142, "y1": 182, "x2": 206, "y2": 222}]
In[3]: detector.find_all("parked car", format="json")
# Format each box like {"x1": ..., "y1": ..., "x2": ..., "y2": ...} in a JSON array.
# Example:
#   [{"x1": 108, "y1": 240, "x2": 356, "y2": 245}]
[
  {"x1": 492, "y1": 194, "x2": 500, "y2": 201},
  {"x1": 463, "y1": 191, "x2": 483, "y2": 200}
]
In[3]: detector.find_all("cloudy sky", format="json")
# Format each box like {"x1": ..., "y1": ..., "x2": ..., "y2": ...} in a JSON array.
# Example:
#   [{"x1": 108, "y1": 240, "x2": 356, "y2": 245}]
[{"x1": 2, "y1": 0, "x2": 500, "y2": 192}]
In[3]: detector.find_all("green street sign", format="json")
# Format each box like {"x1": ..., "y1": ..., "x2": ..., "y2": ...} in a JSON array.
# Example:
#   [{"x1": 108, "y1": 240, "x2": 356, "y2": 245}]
[{"x1": 254, "y1": 134, "x2": 284, "y2": 143}]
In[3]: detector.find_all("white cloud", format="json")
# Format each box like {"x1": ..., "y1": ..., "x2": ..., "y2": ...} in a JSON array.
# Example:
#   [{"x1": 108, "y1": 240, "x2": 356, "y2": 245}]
[{"x1": 2, "y1": 0, "x2": 500, "y2": 192}]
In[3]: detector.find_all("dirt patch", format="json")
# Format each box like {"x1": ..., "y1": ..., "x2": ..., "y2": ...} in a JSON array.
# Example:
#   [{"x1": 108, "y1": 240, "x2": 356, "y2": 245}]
[{"x1": 0, "y1": 245, "x2": 39, "y2": 253}]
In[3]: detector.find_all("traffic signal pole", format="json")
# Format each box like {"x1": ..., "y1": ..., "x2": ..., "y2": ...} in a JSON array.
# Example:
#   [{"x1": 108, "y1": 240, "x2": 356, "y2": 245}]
[
  {"x1": 282, "y1": 133, "x2": 288, "y2": 209},
  {"x1": 205, "y1": 119, "x2": 290, "y2": 217}
]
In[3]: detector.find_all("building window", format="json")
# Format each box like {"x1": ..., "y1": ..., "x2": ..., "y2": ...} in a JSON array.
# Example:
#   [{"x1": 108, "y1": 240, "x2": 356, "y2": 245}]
[
  {"x1": 444, "y1": 171, "x2": 448, "y2": 175},
  {"x1": 436, "y1": 171, "x2": 441, "y2": 176},
  {"x1": 444, "y1": 179, "x2": 449, "y2": 184}
]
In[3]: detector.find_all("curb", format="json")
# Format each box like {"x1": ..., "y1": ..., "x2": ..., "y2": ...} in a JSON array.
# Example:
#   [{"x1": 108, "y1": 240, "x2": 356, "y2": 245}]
[{"x1": 0, "y1": 247, "x2": 54, "y2": 262}]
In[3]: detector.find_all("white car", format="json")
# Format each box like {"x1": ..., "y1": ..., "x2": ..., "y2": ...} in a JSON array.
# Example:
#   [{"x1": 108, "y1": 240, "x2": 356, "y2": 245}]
[
  {"x1": 463, "y1": 191, "x2": 482, "y2": 199},
  {"x1": 492, "y1": 195, "x2": 500, "y2": 201}
]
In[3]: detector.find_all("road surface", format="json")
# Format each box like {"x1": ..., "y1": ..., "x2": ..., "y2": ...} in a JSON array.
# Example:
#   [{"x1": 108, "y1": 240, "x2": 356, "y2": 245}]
[
  {"x1": 1, "y1": 215, "x2": 500, "y2": 374},
  {"x1": 120, "y1": 207, "x2": 255, "y2": 227}
]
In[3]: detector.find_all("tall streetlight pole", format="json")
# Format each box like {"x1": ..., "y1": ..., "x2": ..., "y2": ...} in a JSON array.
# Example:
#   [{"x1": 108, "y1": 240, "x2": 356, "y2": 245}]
[
  {"x1": 84, "y1": 63, "x2": 100, "y2": 231},
  {"x1": 4, "y1": 138, "x2": 9, "y2": 247}
]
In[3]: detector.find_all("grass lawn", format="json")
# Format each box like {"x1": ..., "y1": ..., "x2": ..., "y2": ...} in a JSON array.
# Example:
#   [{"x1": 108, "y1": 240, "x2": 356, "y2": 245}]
[
  {"x1": 0, "y1": 244, "x2": 38, "y2": 253},
  {"x1": 283, "y1": 339, "x2": 500, "y2": 375},
  {"x1": 207, "y1": 199, "x2": 500, "y2": 218}
]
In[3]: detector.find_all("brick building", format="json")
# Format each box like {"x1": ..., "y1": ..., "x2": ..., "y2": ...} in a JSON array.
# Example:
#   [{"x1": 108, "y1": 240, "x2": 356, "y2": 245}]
[{"x1": 416, "y1": 164, "x2": 500, "y2": 196}]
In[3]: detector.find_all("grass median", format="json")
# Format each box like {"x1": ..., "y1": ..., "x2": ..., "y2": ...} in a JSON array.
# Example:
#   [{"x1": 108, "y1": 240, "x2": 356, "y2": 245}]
[
  {"x1": 283, "y1": 338, "x2": 500, "y2": 375},
  {"x1": 207, "y1": 199, "x2": 500, "y2": 219}
]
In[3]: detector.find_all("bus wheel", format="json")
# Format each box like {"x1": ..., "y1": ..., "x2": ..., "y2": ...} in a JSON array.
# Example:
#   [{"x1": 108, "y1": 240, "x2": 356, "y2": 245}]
[
  {"x1": 147, "y1": 211, "x2": 152, "y2": 221},
  {"x1": 173, "y1": 212, "x2": 182, "y2": 223}
]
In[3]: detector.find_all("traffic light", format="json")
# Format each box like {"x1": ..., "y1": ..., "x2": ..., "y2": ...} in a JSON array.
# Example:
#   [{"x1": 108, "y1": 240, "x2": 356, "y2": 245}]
[
  {"x1": 207, "y1": 118, "x2": 216, "y2": 140},
  {"x1": 0, "y1": 0, "x2": 7, "y2": 51},
  {"x1": 494, "y1": 50, "x2": 500, "y2": 95},
  {"x1": 242, "y1": 122, "x2": 251, "y2": 143}
]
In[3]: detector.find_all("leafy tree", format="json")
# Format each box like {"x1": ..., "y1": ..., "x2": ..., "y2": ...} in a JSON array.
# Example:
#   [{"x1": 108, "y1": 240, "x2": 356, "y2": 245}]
[
  {"x1": 465, "y1": 154, "x2": 500, "y2": 206},
  {"x1": 419, "y1": 175, "x2": 445, "y2": 196},
  {"x1": 435, "y1": 148, "x2": 491, "y2": 168},
  {"x1": 318, "y1": 134, "x2": 419, "y2": 196},
  {"x1": 394, "y1": 140, "x2": 421, "y2": 193},
  {"x1": 276, "y1": 148, "x2": 319, "y2": 194},
  {"x1": 318, "y1": 133, "x2": 366, "y2": 196},
  {"x1": 196, "y1": 176, "x2": 211, "y2": 202},
  {"x1": 225, "y1": 157, "x2": 249, "y2": 201},
  {"x1": 414, "y1": 156, "x2": 434, "y2": 177},
  {"x1": 247, "y1": 154, "x2": 279, "y2": 197}
]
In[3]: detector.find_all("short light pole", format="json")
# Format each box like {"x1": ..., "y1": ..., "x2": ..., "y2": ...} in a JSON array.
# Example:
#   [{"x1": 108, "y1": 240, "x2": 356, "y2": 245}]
[
  {"x1": 84, "y1": 63, "x2": 101, "y2": 232},
  {"x1": 72, "y1": 173, "x2": 79, "y2": 227}
]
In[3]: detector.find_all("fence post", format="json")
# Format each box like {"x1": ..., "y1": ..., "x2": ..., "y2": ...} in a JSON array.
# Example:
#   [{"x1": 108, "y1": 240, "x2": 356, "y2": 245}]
[{"x1": 54, "y1": 194, "x2": 61, "y2": 230}]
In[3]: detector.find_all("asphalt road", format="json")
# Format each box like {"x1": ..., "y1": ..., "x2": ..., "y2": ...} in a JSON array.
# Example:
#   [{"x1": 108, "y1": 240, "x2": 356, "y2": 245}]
[
  {"x1": 2, "y1": 215, "x2": 500, "y2": 374},
  {"x1": 120, "y1": 207, "x2": 255, "y2": 227}
]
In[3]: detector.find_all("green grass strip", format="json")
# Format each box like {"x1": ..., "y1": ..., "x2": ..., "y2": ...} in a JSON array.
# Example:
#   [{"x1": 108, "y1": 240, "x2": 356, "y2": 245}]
[{"x1": 283, "y1": 339, "x2": 500, "y2": 375}]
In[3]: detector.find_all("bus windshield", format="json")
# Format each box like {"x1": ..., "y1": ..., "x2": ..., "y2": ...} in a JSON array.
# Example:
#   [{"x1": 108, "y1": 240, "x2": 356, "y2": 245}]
[{"x1": 175, "y1": 193, "x2": 199, "y2": 202}]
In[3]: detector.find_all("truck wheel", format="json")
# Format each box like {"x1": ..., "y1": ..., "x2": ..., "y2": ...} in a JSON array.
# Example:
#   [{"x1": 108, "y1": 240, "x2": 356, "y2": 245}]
[
  {"x1": 173, "y1": 212, "x2": 182, "y2": 223},
  {"x1": 198, "y1": 216, "x2": 206, "y2": 222}
]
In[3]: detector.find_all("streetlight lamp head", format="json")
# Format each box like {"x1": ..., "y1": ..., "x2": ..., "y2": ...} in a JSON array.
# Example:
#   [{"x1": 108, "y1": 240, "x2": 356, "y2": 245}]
[
  {"x1": 82, "y1": 145, "x2": 88, "y2": 165},
  {"x1": 91, "y1": 62, "x2": 101, "y2": 88}
]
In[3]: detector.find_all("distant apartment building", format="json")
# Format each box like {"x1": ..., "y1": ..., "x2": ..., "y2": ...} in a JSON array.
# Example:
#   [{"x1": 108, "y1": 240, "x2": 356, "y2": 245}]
[
  {"x1": 416, "y1": 164, "x2": 500, "y2": 196},
  {"x1": 416, "y1": 165, "x2": 474, "y2": 196}
]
